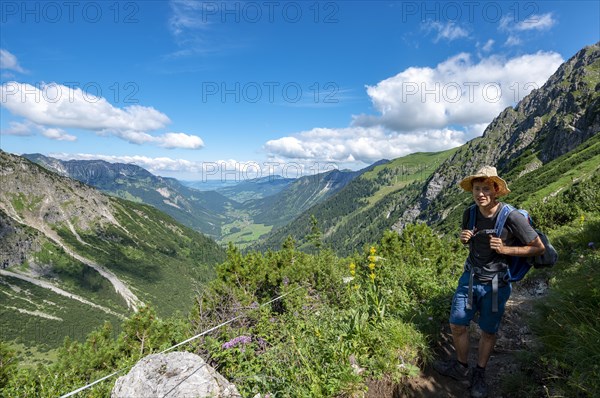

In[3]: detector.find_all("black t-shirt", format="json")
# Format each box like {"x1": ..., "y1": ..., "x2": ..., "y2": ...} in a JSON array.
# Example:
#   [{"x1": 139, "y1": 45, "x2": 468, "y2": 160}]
[{"x1": 462, "y1": 203, "x2": 539, "y2": 276}]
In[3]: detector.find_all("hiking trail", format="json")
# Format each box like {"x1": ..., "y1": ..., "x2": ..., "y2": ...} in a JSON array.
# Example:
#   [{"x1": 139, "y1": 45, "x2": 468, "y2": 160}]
[{"x1": 366, "y1": 277, "x2": 549, "y2": 397}]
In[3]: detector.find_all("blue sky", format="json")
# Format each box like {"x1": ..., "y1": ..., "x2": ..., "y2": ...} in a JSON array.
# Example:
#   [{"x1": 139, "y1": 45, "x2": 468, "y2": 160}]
[{"x1": 1, "y1": 1, "x2": 598, "y2": 181}]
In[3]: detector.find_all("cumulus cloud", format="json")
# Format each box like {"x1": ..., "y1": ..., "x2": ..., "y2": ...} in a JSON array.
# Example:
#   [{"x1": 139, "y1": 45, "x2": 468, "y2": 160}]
[
  {"x1": 1, "y1": 120, "x2": 76, "y2": 141},
  {"x1": 1, "y1": 121, "x2": 35, "y2": 136},
  {"x1": 0, "y1": 82, "x2": 204, "y2": 149},
  {"x1": 264, "y1": 51, "x2": 564, "y2": 165},
  {"x1": 265, "y1": 126, "x2": 467, "y2": 164},
  {"x1": 39, "y1": 127, "x2": 77, "y2": 141},
  {"x1": 353, "y1": 51, "x2": 564, "y2": 131},
  {"x1": 0, "y1": 49, "x2": 25, "y2": 73}
]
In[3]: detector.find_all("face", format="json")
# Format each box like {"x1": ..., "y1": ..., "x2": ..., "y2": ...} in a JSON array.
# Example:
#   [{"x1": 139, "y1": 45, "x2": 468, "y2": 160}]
[{"x1": 471, "y1": 180, "x2": 498, "y2": 207}]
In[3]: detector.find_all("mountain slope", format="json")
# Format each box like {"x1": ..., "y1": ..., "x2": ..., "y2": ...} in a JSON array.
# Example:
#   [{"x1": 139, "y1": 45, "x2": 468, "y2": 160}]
[
  {"x1": 390, "y1": 42, "x2": 600, "y2": 233},
  {"x1": 23, "y1": 154, "x2": 240, "y2": 238},
  {"x1": 255, "y1": 151, "x2": 455, "y2": 254},
  {"x1": 0, "y1": 151, "x2": 225, "y2": 349},
  {"x1": 215, "y1": 175, "x2": 295, "y2": 202},
  {"x1": 248, "y1": 164, "x2": 384, "y2": 229}
]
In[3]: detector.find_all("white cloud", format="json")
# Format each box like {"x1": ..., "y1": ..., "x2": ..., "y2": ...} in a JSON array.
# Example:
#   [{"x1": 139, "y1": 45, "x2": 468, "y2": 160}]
[
  {"x1": 0, "y1": 49, "x2": 25, "y2": 73},
  {"x1": 516, "y1": 13, "x2": 556, "y2": 31},
  {"x1": 0, "y1": 82, "x2": 204, "y2": 149},
  {"x1": 0, "y1": 120, "x2": 76, "y2": 141},
  {"x1": 1, "y1": 121, "x2": 34, "y2": 136},
  {"x1": 482, "y1": 39, "x2": 494, "y2": 52},
  {"x1": 422, "y1": 21, "x2": 469, "y2": 42},
  {"x1": 264, "y1": 51, "x2": 564, "y2": 165},
  {"x1": 168, "y1": 0, "x2": 209, "y2": 36},
  {"x1": 505, "y1": 35, "x2": 522, "y2": 47},
  {"x1": 265, "y1": 126, "x2": 467, "y2": 164},
  {"x1": 50, "y1": 153, "x2": 201, "y2": 174},
  {"x1": 39, "y1": 127, "x2": 77, "y2": 141},
  {"x1": 353, "y1": 51, "x2": 564, "y2": 131},
  {"x1": 160, "y1": 132, "x2": 204, "y2": 149},
  {"x1": 499, "y1": 13, "x2": 556, "y2": 46}
]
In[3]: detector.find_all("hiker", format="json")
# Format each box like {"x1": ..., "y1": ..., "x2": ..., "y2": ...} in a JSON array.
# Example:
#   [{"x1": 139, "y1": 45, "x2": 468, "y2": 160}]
[{"x1": 434, "y1": 166, "x2": 545, "y2": 398}]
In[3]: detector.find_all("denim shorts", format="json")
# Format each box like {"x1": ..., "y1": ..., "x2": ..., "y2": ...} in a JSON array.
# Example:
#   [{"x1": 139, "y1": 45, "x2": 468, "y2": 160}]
[{"x1": 449, "y1": 271, "x2": 512, "y2": 334}]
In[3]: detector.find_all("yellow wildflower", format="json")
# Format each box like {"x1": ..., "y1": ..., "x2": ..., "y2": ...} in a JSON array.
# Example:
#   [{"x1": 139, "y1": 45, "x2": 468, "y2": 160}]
[
  {"x1": 369, "y1": 272, "x2": 376, "y2": 281},
  {"x1": 350, "y1": 269, "x2": 356, "y2": 276},
  {"x1": 580, "y1": 214, "x2": 585, "y2": 224},
  {"x1": 349, "y1": 262, "x2": 356, "y2": 270},
  {"x1": 369, "y1": 246, "x2": 376, "y2": 255},
  {"x1": 369, "y1": 262, "x2": 375, "y2": 271}
]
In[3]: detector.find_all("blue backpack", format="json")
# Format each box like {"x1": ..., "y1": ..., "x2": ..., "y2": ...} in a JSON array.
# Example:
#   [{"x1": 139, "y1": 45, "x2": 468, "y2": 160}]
[{"x1": 468, "y1": 203, "x2": 558, "y2": 282}]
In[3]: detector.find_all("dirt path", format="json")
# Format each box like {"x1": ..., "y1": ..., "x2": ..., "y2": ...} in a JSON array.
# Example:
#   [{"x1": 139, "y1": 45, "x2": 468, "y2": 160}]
[
  {"x1": 367, "y1": 278, "x2": 548, "y2": 397},
  {"x1": 403, "y1": 278, "x2": 547, "y2": 397}
]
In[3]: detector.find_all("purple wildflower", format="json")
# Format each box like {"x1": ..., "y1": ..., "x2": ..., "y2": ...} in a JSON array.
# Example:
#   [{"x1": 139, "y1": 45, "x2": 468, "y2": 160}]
[{"x1": 222, "y1": 335, "x2": 252, "y2": 350}]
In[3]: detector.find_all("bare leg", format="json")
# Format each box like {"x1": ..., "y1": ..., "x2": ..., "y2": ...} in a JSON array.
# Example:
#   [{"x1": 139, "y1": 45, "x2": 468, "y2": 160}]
[
  {"x1": 477, "y1": 330, "x2": 496, "y2": 368},
  {"x1": 450, "y1": 323, "x2": 469, "y2": 364}
]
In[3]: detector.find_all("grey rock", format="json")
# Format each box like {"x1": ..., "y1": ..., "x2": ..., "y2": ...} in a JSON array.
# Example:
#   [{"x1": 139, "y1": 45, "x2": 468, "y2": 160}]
[{"x1": 112, "y1": 352, "x2": 241, "y2": 398}]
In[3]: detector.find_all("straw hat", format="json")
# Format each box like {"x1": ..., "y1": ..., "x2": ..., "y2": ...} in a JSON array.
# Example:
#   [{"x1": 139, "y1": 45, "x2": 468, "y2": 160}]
[{"x1": 459, "y1": 166, "x2": 510, "y2": 197}]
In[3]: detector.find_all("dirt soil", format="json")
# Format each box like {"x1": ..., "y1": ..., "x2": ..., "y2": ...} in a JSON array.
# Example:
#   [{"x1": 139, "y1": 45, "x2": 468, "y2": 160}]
[{"x1": 366, "y1": 278, "x2": 549, "y2": 398}]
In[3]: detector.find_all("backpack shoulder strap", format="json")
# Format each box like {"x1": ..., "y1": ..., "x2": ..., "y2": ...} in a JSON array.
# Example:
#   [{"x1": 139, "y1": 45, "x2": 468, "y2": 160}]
[
  {"x1": 494, "y1": 203, "x2": 515, "y2": 236},
  {"x1": 468, "y1": 204, "x2": 477, "y2": 230}
]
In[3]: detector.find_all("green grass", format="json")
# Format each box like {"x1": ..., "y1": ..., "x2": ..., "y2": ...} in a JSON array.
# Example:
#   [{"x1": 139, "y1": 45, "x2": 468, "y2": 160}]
[
  {"x1": 220, "y1": 223, "x2": 272, "y2": 248},
  {"x1": 6, "y1": 342, "x2": 59, "y2": 368},
  {"x1": 497, "y1": 176, "x2": 600, "y2": 397}
]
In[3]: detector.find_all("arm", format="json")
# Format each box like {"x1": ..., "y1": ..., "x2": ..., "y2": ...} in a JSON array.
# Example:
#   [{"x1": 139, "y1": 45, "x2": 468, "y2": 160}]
[{"x1": 489, "y1": 235, "x2": 545, "y2": 257}]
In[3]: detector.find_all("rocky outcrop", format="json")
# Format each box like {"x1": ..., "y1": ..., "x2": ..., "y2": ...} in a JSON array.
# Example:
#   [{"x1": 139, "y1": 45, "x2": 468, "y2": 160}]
[
  {"x1": 111, "y1": 352, "x2": 242, "y2": 398},
  {"x1": 0, "y1": 210, "x2": 41, "y2": 269}
]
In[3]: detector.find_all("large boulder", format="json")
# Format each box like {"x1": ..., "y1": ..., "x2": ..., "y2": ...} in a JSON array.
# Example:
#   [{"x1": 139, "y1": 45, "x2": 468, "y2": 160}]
[{"x1": 111, "y1": 352, "x2": 242, "y2": 398}]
